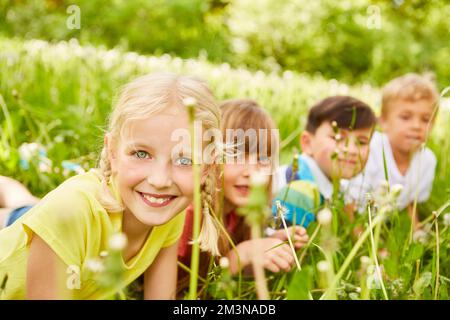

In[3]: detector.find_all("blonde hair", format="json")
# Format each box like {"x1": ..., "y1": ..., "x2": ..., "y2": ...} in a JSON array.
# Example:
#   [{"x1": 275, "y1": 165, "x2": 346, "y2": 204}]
[
  {"x1": 97, "y1": 72, "x2": 222, "y2": 255},
  {"x1": 381, "y1": 73, "x2": 439, "y2": 117}
]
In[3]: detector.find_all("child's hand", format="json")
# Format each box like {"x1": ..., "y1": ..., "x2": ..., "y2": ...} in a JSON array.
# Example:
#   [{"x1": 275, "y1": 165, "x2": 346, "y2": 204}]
[
  {"x1": 256, "y1": 238, "x2": 297, "y2": 273},
  {"x1": 270, "y1": 226, "x2": 309, "y2": 249},
  {"x1": 228, "y1": 238, "x2": 297, "y2": 274}
]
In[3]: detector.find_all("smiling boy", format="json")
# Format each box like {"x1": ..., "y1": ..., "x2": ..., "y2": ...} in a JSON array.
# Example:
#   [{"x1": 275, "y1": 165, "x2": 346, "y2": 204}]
[{"x1": 272, "y1": 96, "x2": 376, "y2": 227}]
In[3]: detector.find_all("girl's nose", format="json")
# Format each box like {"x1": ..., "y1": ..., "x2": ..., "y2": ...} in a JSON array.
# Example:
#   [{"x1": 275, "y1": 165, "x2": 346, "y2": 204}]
[{"x1": 146, "y1": 163, "x2": 172, "y2": 189}]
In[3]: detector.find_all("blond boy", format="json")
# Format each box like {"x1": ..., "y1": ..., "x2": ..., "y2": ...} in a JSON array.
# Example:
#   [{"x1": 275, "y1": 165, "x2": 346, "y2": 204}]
[{"x1": 346, "y1": 73, "x2": 439, "y2": 227}]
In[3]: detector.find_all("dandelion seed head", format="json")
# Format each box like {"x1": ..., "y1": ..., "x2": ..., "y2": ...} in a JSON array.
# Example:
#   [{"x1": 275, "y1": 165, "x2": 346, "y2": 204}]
[
  {"x1": 443, "y1": 213, "x2": 450, "y2": 227},
  {"x1": 360, "y1": 255, "x2": 371, "y2": 268},
  {"x1": 182, "y1": 97, "x2": 197, "y2": 107},
  {"x1": 109, "y1": 233, "x2": 127, "y2": 251},
  {"x1": 413, "y1": 229, "x2": 428, "y2": 244},
  {"x1": 390, "y1": 184, "x2": 403, "y2": 197},
  {"x1": 317, "y1": 207, "x2": 332, "y2": 225},
  {"x1": 317, "y1": 260, "x2": 330, "y2": 273},
  {"x1": 219, "y1": 257, "x2": 230, "y2": 269}
]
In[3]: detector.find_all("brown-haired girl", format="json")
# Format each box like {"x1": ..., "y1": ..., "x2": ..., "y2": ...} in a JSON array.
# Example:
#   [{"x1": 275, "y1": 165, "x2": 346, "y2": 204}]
[{"x1": 177, "y1": 99, "x2": 309, "y2": 296}]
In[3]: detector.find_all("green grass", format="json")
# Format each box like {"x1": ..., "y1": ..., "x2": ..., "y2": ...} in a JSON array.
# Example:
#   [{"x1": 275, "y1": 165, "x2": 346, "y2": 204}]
[{"x1": 1, "y1": 37, "x2": 449, "y2": 300}]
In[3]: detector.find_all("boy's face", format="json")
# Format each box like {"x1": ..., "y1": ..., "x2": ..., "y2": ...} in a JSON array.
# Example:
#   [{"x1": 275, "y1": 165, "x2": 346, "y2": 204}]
[
  {"x1": 381, "y1": 99, "x2": 435, "y2": 155},
  {"x1": 301, "y1": 122, "x2": 372, "y2": 180}
]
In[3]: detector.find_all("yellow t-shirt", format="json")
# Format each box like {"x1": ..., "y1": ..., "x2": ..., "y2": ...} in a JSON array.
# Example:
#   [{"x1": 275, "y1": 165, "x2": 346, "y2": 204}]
[{"x1": 0, "y1": 169, "x2": 185, "y2": 299}]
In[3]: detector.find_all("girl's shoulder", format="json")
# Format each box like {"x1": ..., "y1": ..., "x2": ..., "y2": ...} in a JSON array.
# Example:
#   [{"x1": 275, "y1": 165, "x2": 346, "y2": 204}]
[
  {"x1": 44, "y1": 169, "x2": 104, "y2": 203},
  {"x1": 28, "y1": 169, "x2": 109, "y2": 225}
]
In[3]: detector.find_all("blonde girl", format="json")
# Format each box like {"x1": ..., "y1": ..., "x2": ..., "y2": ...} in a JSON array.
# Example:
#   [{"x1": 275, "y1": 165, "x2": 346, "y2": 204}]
[{"x1": 0, "y1": 73, "x2": 221, "y2": 299}]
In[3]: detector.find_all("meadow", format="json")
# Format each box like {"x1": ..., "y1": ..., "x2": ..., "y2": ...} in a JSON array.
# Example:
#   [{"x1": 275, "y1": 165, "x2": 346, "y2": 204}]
[{"x1": 0, "y1": 37, "x2": 449, "y2": 299}]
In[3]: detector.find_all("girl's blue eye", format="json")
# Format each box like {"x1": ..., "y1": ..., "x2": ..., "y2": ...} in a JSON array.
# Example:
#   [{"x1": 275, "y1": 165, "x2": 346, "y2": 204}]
[
  {"x1": 134, "y1": 150, "x2": 150, "y2": 159},
  {"x1": 175, "y1": 157, "x2": 192, "y2": 166}
]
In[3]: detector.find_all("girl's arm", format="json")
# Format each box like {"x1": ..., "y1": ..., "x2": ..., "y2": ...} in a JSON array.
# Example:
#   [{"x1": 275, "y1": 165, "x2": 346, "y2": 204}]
[
  {"x1": 27, "y1": 234, "x2": 72, "y2": 299},
  {"x1": 143, "y1": 241, "x2": 179, "y2": 300}
]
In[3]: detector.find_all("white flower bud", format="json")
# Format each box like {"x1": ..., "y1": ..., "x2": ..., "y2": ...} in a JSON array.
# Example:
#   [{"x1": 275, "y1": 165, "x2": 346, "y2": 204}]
[
  {"x1": 413, "y1": 229, "x2": 428, "y2": 244},
  {"x1": 182, "y1": 97, "x2": 197, "y2": 107},
  {"x1": 390, "y1": 184, "x2": 403, "y2": 197},
  {"x1": 317, "y1": 260, "x2": 330, "y2": 273},
  {"x1": 317, "y1": 207, "x2": 332, "y2": 225},
  {"x1": 109, "y1": 233, "x2": 127, "y2": 251},
  {"x1": 360, "y1": 255, "x2": 371, "y2": 268},
  {"x1": 442, "y1": 213, "x2": 450, "y2": 227},
  {"x1": 219, "y1": 257, "x2": 230, "y2": 269}
]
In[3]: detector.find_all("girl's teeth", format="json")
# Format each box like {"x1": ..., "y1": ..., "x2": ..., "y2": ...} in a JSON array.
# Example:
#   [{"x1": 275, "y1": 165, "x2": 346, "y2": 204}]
[{"x1": 143, "y1": 194, "x2": 171, "y2": 204}]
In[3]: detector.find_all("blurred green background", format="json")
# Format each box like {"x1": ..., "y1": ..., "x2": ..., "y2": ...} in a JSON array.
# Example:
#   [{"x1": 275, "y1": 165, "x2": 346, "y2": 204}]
[{"x1": 1, "y1": 0, "x2": 449, "y2": 87}]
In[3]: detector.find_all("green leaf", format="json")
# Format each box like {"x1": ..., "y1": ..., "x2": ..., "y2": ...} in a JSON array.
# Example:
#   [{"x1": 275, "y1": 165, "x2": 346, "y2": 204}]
[
  {"x1": 439, "y1": 282, "x2": 448, "y2": 300},
  {"x1": 404, "y1": 243, "x2": 424, "y2": 264},
  {"x1": 287, "y1": 267, "x2": 313, "y2": 300},
  {"x1": 412, "y1": 272, "x2": 432, "y2": 298}
]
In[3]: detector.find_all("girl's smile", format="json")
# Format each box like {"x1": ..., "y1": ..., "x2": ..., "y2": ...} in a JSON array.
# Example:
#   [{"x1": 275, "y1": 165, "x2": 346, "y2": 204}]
[
  {"x1": 137, "y1": 191, "x2": 178, "y2": 208},
  {"x1": 234, "y1": 184, "x2": 249, "y2": 197}
]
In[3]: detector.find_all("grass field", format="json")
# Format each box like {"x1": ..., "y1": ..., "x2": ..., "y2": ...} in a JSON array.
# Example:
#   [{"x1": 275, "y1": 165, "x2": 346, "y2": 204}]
[{"x1": 1, "y1": 38, "x2": 449, "y2": 299}]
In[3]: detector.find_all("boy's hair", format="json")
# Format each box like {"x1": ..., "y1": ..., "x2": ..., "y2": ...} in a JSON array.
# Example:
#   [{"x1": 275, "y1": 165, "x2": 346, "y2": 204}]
[
  {"x1": 98, "y1": 72, "x2": 222, "y2": 255},
  {"x1": 381, "y1": 73, "x2": 439, "y2": 117},
  {"x1": 220, "y1": 98, "x2": 278, "y2": 158},
  {"x1": 306, "y1": 96, "x2": 376, "y2": 133}
]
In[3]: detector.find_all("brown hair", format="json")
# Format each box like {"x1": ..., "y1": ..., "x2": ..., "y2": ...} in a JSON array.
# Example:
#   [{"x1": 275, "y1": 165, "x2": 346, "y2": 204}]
[
  {"x1": 381, "y1": 73, "x2": 439, "y2": 118},
  {"x1": 177, "y1": 99, "x2": 279, "y2": 297},
  {"x1": 218, "y1": 98, "x2": 278, "y2": 251},
  {"x1": 220, "y1": 99, "x2": 278, "y2": 157},
  {"x1": 306, "y1": 96, "x2": 376, "y2": 133}
]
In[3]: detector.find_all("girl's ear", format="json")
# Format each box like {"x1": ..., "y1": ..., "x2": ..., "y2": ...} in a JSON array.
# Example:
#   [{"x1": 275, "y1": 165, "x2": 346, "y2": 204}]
[
  {"x1": 105, "y1": 134, "x2": 118, "y2": 174},
  {"x1": 300, "y1": 131, "x2": 313, "y2": 156}
]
